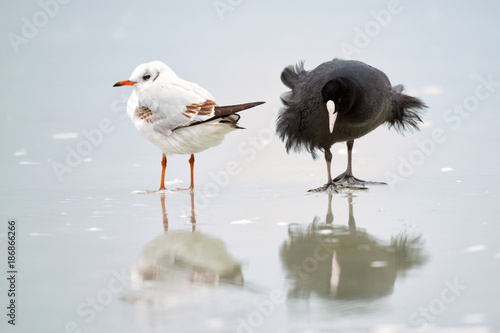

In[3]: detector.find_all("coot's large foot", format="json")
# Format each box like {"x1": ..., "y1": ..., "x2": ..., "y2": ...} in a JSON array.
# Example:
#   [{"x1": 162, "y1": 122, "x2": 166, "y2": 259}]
[
  {"x1": 333, "y1": 172, "x2": 385, "y2": 190},
  {"x1": 308, "y1": 183, "x2": 338, "y2": 193}
]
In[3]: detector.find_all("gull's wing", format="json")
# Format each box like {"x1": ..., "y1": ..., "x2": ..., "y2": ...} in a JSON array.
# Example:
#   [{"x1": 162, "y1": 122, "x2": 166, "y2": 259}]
[{"x1": 135, "y1": 81, "x2": 218, "y2": 134}]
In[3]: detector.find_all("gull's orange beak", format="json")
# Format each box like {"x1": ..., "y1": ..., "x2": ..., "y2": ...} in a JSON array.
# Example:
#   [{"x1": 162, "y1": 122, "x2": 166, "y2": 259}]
[{"x1": 113, "y1": 80, "x2": 136, "y2": 87}]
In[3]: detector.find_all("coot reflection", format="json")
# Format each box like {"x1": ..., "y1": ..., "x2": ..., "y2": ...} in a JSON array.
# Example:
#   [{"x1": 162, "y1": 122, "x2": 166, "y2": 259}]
[{"x1": 280, "y1": 193, "x2": 426, "y2": 300}]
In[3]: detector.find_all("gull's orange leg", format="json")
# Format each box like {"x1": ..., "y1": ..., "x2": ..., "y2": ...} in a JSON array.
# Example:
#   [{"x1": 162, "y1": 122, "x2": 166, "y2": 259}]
[
  {"x1": 159, "y1": 154, "x2": 167, "y2": 191},
  {"x1": 189, "y1": 154, "x2": 195, "y2": 189}
]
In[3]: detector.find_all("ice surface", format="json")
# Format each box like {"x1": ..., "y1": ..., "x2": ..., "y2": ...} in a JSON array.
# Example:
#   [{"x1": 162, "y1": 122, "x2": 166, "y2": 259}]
[{"x1": 1, "y1": 1, "x2": 500, "y2": 332}]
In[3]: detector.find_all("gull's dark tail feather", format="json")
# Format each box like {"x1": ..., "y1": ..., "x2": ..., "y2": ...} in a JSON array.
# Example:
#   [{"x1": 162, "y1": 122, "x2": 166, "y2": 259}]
[
  {"x1": 389, "y1": 84, "x2": 428, "y2": 134},
  {"x1": 188, "y1": 101, "x2": 264, "y2": 128},
  {"x1": 214, "y1": 101, "x2": 265, "y2": 118}
]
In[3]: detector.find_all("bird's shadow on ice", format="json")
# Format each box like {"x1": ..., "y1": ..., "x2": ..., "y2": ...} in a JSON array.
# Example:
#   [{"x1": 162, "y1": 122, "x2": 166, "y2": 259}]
[
  {"x1": 124, "y1": 190, "x2": 244, "y2": 308},
  {"x1": 280, "y1": 192, "x2": 428, "y2": 301}
]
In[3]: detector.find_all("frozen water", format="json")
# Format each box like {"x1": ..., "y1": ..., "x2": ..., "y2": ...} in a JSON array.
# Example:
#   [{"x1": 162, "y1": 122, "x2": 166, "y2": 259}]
[{"x1": 1, "y1": 1, "x2": 500, "y2": 332}]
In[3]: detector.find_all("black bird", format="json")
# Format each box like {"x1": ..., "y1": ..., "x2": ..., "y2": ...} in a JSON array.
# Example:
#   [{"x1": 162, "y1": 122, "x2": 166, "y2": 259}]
[{"x1": 276, "y1": 59, "x2": 428, "y2": 192}]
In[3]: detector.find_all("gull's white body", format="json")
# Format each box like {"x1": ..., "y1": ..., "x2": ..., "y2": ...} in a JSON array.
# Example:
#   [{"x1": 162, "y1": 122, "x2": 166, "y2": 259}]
[{"x1": 124, "y1": 61, "x2": 239, "y2": 156}]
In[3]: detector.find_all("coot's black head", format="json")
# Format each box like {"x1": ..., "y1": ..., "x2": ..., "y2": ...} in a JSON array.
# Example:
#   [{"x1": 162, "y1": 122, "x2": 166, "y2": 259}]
[{"x1": 321, "y1": 77, "x2": 357, "y2": 133}]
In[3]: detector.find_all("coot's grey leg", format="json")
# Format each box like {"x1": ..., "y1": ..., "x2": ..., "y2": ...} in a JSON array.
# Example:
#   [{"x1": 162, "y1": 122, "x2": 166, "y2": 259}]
[
  {"x1": 308, "y1": 148, "x2": 338, "y2": 193},
  {"x1": 333, "y1": 140, "x2": 386, "y2": 188},
  {"x1": 325, "y1": 148, "x2": 333, "y2": 184}
]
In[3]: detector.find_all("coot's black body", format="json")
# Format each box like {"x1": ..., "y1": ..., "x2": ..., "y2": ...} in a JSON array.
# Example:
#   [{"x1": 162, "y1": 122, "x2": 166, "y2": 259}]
[{"x1": 277, "y1": 59, "x2": 427, "y2": 191}]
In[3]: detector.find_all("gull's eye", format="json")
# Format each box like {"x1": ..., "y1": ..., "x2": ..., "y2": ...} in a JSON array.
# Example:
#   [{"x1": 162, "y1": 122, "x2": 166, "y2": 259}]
[{"x1": 143, "y1": 74, "x2": 151, "y2": 80}]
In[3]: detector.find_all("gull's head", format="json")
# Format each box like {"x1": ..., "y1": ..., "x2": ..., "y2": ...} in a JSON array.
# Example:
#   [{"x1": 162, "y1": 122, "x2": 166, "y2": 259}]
[{"x1": 113, "y1": 60, "x2": 179, "y2": 90}]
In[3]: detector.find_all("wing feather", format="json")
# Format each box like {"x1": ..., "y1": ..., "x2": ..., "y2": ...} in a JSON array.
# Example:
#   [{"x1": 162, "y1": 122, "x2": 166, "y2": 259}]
[{"x1": 136, "y1": 82, "x2": 217, "y2": 134}]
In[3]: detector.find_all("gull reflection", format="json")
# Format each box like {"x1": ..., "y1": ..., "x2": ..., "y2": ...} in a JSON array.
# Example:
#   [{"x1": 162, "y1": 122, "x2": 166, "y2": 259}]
[
  {"x1": 280, "y1": 193, "x2": 426, "y2": 300},
  {"x1": 127, "y1": 190, "x2": 243, "y2": 306},
  {"x1": 160, "y1": 191, "x2": 196, "y2": 232}
]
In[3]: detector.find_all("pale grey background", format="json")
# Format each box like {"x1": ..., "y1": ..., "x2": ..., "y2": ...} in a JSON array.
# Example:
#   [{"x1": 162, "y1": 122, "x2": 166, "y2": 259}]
[{"x1": 1, "y1": 1, "x2": 499, "y2": 332}]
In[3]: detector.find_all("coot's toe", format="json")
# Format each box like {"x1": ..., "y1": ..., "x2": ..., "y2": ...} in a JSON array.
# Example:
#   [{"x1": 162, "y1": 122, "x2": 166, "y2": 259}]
[
  {"x1": 333, "y1": 172, "x2": 386, "y2": 189},
  {"x1": 308, "y1": 183, "x2": 339, "y2": 193}
]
